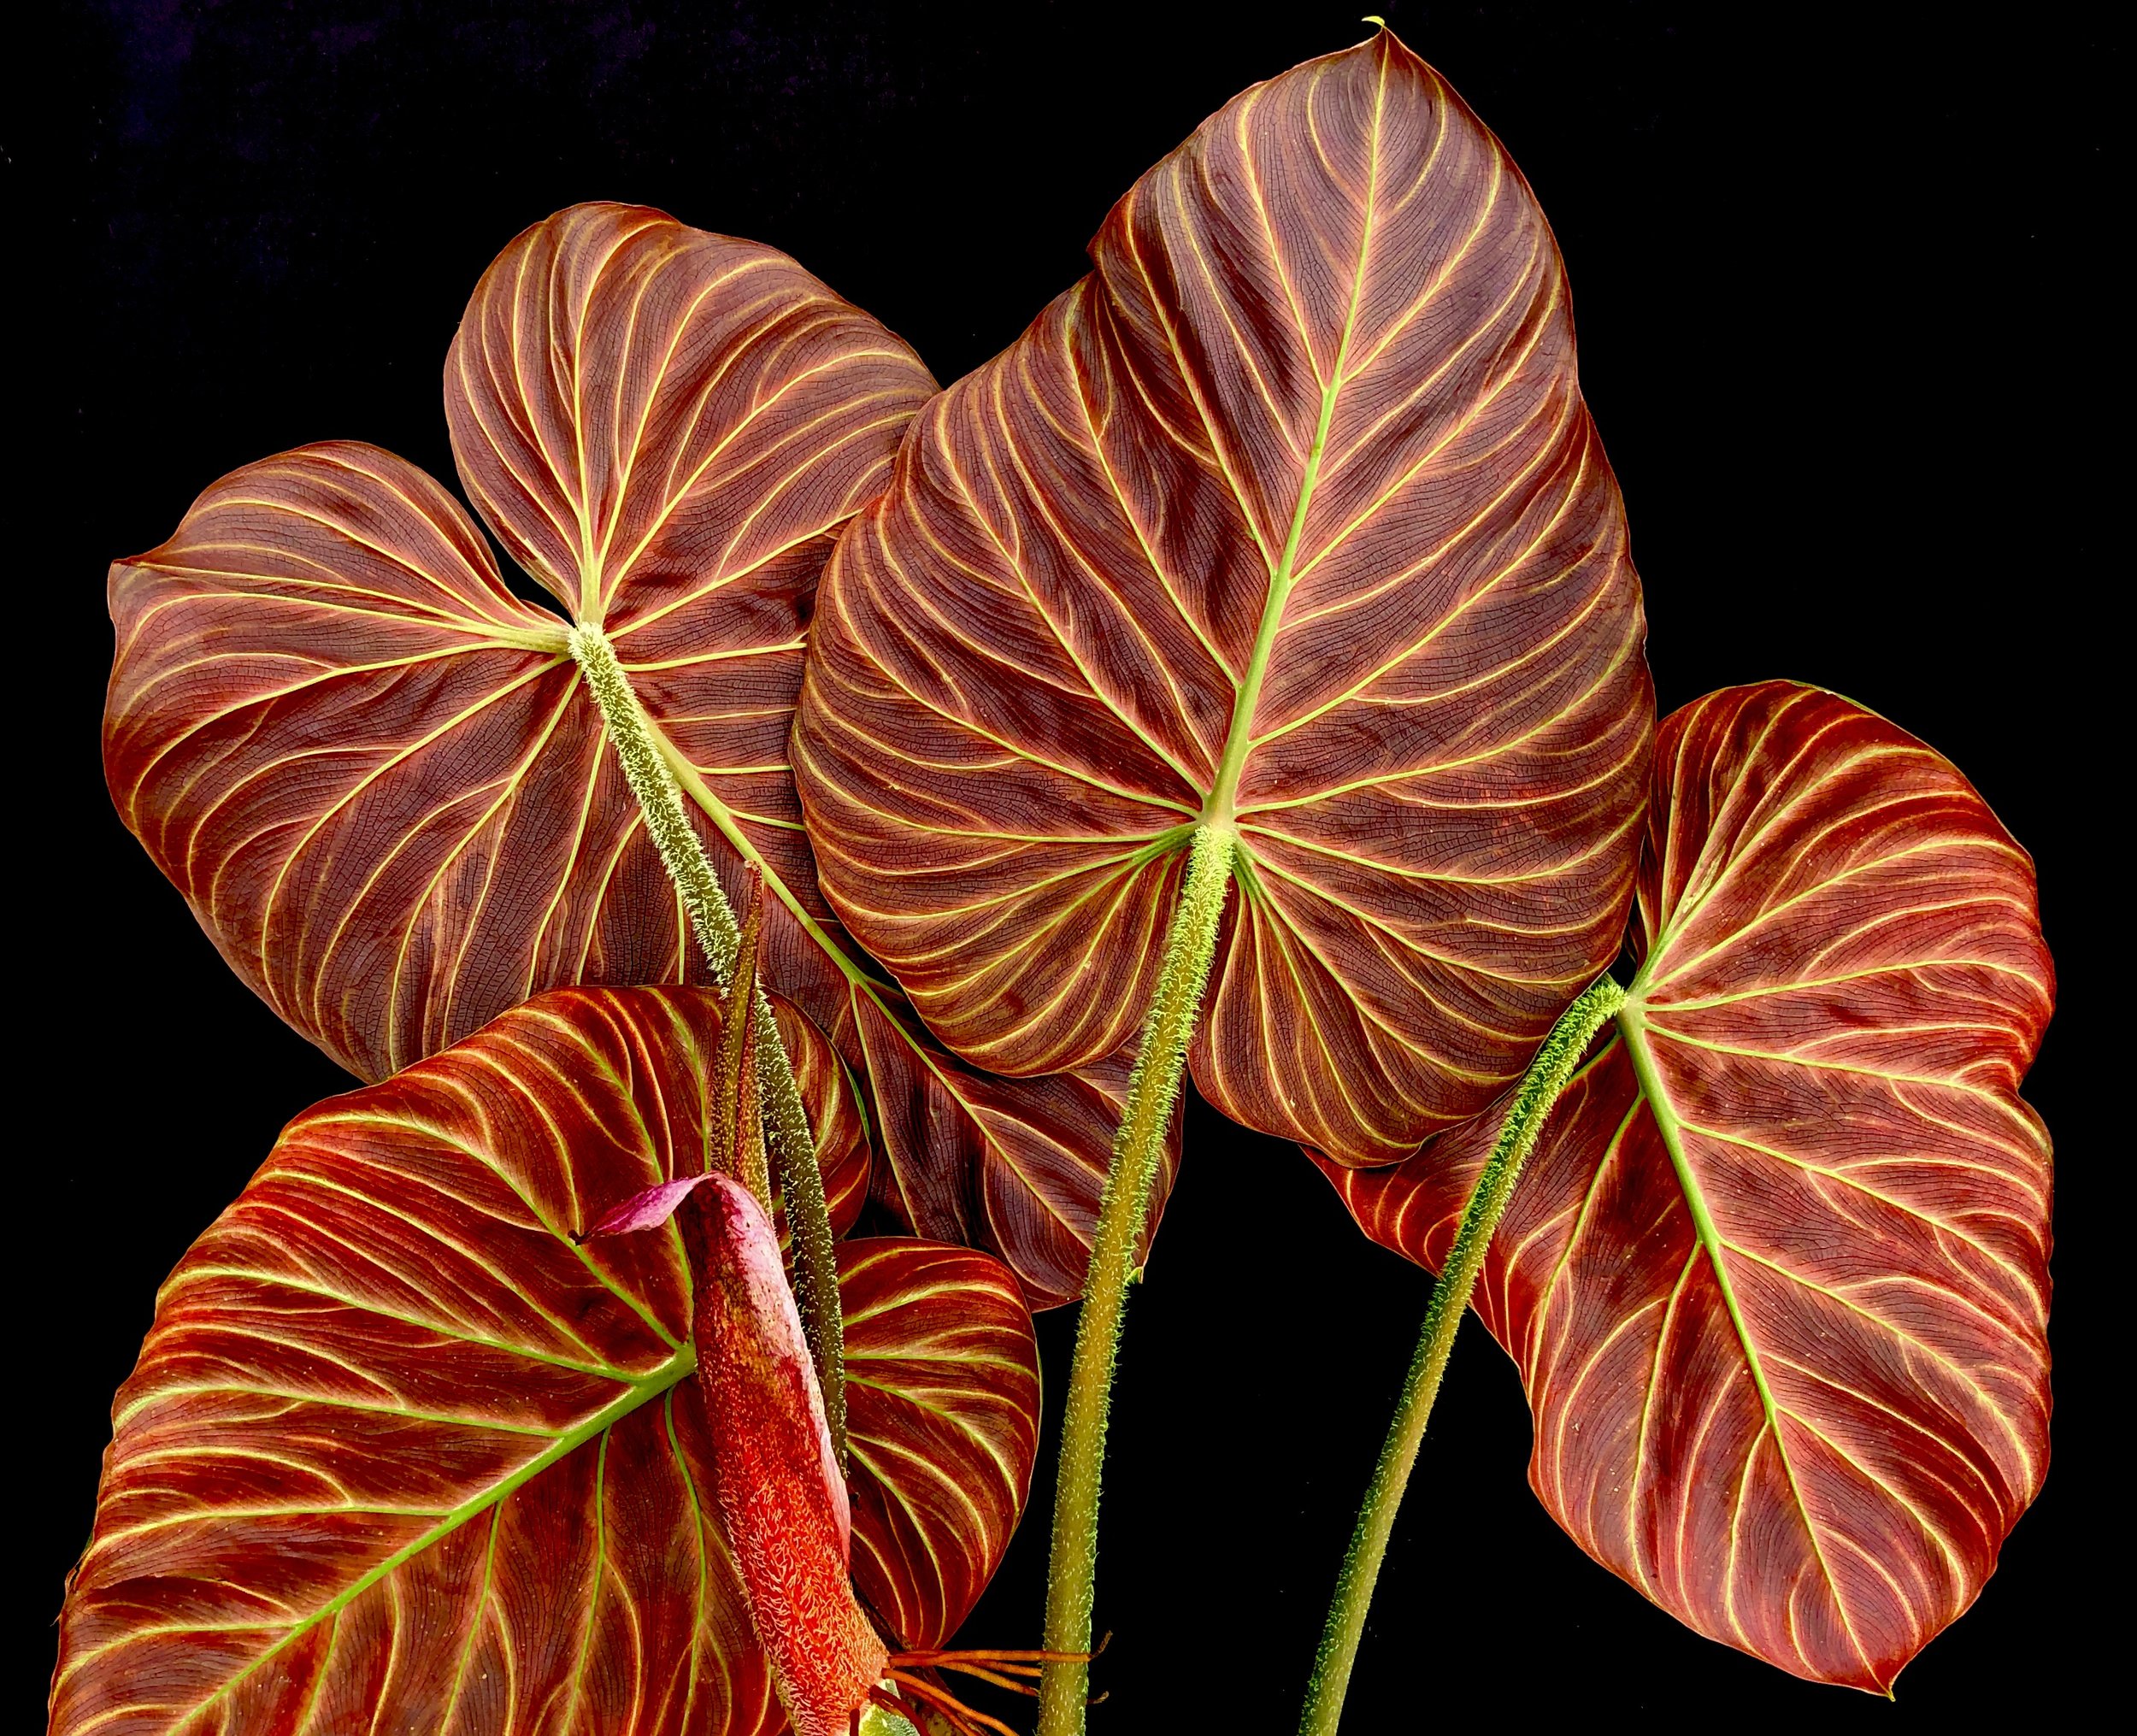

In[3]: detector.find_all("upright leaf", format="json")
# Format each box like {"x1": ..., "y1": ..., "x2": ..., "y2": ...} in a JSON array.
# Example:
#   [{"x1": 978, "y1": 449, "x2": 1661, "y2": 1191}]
[
  {"x1": 50, "y1": 986, "x2": 1040, "y2": 1734},
  {"x1": 1322, "y1": 681, "x2": 2053, "y2": 1690},
  {"x1": 103, "y1": 201, "x2": 1161, "y2": 1306},
  {"x1": 794, "y1": 26, "x2": 1654, "y2": 1165}
]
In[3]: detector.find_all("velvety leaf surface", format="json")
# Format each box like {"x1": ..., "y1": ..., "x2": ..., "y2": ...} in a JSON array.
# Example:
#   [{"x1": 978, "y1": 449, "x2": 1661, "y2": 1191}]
[
  {"x1": 103, "y1": 201, "x2": 1157, "y2": 1308},
  {"x1": 794, "y1": 28, "x2": 1653, "y2": 1165},
  {"x1": 50, "y1": 987, "x2": 1039, "y2": 1735},
  {"x1": 1320, "y1": 681, "x2": 2052, "y2": 1690}
]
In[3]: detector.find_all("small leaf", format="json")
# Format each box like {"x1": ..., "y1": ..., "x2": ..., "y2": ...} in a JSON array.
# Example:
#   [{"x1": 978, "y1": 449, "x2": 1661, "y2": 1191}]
[
  {"x1": 50, "y1": 986, "x2": 1040, "y2": 1734},
  {"x1": 1320, "y1": 681, "x2": 2052, "y2": 1690},
  {"x1": 839, "y1": 1239, "x2": 1043, "y2": 1648}
]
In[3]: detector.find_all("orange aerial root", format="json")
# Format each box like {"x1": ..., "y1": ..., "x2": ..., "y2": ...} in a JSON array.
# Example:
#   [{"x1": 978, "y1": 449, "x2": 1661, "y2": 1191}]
[{"x1": 852, "y1": 1638, "x2": 1110, "y2": 1735}]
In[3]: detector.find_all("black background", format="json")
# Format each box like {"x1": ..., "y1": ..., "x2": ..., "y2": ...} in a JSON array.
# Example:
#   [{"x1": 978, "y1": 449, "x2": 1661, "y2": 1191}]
[{"x1": 28, "y1": 2, "x2": 2115, "y2": 1727}]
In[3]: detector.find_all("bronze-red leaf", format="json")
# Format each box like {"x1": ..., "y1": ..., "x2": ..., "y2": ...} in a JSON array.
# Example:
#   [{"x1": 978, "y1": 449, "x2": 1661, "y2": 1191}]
[
  {"x1": 103, "y1": 201, "x2": 1152, "y2": 1307},
  {"x1": 794, "y1": 29, "x2": 1653, "y2": 1165},
  {"x1": 1320, "y1": 681, "x2": 2053, "y2": 1690},
  {"x1": 840, "y1": 1239, "x2": 1043, "y2": 1651},
  {"x1": 50, "y1": 986, "x2": 1039, "y2": 1734}
]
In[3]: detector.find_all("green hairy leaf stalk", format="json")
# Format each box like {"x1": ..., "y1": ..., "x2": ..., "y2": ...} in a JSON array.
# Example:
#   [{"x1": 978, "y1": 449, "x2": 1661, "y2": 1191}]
[
  {"x1": 1298, "y1": 972, "x2": 1628, "y2": 1735},
  {"x1": 1038, "y1": 822, "x2": 1237, "y2": 1735},
  {"x1": 568, "y1": 623, "x2": 848, "y2": 1464}
]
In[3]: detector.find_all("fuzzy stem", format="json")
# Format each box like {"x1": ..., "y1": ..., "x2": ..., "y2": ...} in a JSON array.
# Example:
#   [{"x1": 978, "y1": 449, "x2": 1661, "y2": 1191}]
[
  {"x1": 711, "y1": 892, "x2": 774, "y2": 1212},
  {"x1": 763, "y1": 1045, "x2": 845, "y2": 1468},
  {"x1": 568, "y1": 623, "x2": 847, "y2": 1463},
  {"x1": 1297, "y1": 973, "x2": 1627, "y2": 1736},
  {"x1": 1035, "y1": 824, "x2": 1235, "y2": 1736}
]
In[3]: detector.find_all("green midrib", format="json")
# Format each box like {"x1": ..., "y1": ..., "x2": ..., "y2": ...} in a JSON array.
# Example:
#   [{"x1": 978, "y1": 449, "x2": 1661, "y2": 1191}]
[
  {"x1": 1202, "y1": 366, "x2": 1347, "y2": 832},
  {"x1": 652, "y1": 662, "x2": 1186, "y2": 1109},
  {"x1": 564, "y1": 621, "x2": 884, "y2": 996},
  {"x1": 187, "y1": 1345, "x2": 696, "y2": 1715},
  {"x1": 1616, "y1": 999, "x2": 1785, "y2": 1421},
  {"x1": 1616, "y1": 992, "x2": 1869, "y2": 1664},
  {"x1": 1200, "y1": 62, "x2": 1381, "y2": 836}
]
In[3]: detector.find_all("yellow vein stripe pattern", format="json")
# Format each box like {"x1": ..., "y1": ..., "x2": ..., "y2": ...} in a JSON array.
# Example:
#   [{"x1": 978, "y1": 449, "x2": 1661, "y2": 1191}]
[
  {"x1": 794, "y1": 30, "x2": 1652, "y2": 1165},
  {"x1": 1320, "y1": 682, "x2": 2053, "y2": 1691},
  {"x1": 103, "y1": 203, "x2": 934, "y2": 1086},
  {"x1": 50, "y1": 987, "x2": 1039, "y2": 1733},
  {"x1": 102, "y1": 203, "x2": 1157, "y2": 1309},
  {"x1": 838, "y1": 1239, "x2": 1041, "y2": 1651}
]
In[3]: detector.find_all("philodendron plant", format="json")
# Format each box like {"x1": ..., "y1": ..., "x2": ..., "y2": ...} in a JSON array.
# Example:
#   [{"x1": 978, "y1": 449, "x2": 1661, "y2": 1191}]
[{"x1": 61, "y1": 23, "x2": 2052, "y2": 1736}]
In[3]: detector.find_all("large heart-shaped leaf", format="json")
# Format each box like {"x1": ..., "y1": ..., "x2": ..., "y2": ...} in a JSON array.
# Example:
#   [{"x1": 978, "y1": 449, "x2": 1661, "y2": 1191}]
[
  {"x1": 50, "y1": 986, "x2": 1039, "y2": 1735},
  {"x1": 1321, "y1": 681, "x2": 2052, "y2": 1690},
  {"x1": 793, "y1": 27, "x2": 1654, "y2": 1165},
  {"x1": 103, "y1": 200, "x2": 1163, "y2": 1307}
]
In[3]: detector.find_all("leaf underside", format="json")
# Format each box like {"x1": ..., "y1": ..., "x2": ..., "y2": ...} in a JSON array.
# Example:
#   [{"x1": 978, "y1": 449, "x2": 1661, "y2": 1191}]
[
  {"x1": 794, "y1": 28, "x2": 1653, "y2": 1166},
  {"x1": 102, "y1": 201, "x2": 1167, "y2": 1309},
  {"x1": 1322, "y1": 681, "x2": 2053, "y2": 1691},
  {"x1": 50, "y1": 987, "x2": 1039, "y2": 1736}
]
